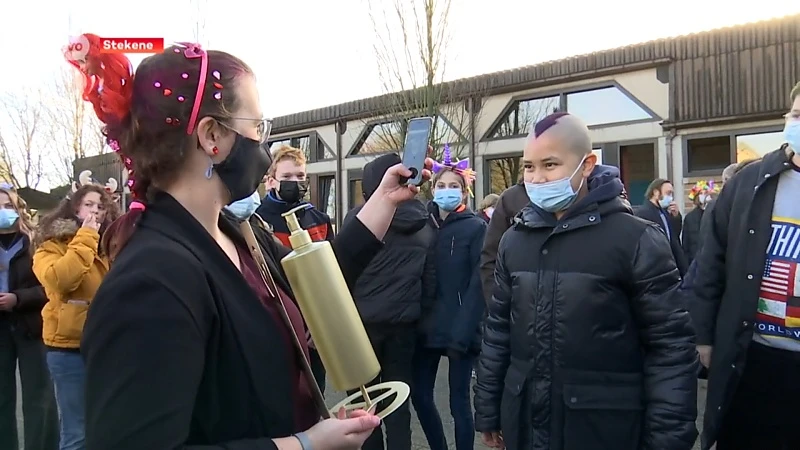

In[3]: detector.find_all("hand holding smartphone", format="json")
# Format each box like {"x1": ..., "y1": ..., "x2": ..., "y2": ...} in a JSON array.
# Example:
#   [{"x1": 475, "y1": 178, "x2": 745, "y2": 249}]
[{"x1": 400, "y1": 117, "x2": 433, "y2": 186}]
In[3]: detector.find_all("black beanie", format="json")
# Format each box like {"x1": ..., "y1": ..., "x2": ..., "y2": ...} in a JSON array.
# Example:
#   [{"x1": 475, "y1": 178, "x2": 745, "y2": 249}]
[{"x1": 361, "y1": 153, "x2": 402, "y2": 200}]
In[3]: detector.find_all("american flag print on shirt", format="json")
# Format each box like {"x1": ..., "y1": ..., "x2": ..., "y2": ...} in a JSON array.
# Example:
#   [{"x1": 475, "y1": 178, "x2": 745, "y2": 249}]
[{"x1": 755, "y1": 217, "x2": 800, "y2": 343}]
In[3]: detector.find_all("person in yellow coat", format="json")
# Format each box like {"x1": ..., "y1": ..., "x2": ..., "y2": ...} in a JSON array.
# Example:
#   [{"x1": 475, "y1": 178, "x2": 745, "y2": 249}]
[{"x1": 32, "y1": 181, "x2": 119, "y2": 450}]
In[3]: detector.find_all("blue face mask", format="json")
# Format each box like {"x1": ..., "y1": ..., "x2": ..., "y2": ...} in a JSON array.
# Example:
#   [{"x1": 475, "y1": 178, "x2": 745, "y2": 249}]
[
  {"x1": 525, "y1": 157, "x2": 586, "y2": 213},
  {"x1": 784, "y1": 120, "x2": 800, "y2": 154},
  {"x1": 225, "y1": 190, "x2": 261, "y2": 220},
  {"x1": 0, "y1": 209, "x2": 18, "y2": 229},
  {"x1": 433, "y1": 188, "x2": 463, "y2": 212},
  {"x1": 659, "y1": 194, "x2": 673, "y2": 209}
]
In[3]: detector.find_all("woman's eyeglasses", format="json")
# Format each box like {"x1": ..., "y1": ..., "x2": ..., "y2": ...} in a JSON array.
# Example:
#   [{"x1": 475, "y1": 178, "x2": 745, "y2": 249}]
[{"x1": 218, "y1": 117, "x2": 273, "y2": 144}]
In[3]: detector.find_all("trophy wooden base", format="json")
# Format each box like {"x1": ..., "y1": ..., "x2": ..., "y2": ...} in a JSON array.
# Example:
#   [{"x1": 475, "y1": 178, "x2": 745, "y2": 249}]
[{"x1": 330, "y1": 381, "x2": 410, "y2": 419}]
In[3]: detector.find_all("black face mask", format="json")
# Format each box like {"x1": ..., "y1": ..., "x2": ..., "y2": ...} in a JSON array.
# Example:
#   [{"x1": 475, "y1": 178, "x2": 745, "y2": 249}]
[
  {"x1": 277, "y1": 180, "x2": 308, "y2": 205},
  {"x1": 214, "y1": 134, "x2": 272, "y2": 203}
]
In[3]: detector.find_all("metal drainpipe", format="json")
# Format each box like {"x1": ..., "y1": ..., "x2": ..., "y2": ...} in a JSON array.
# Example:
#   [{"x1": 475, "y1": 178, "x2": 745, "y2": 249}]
[
  {"x1": 335, "y1": 120, "x2": 345, "y2": 230},
  {"x1": 665, "y1": 128, "x2": 677, "y2": 182},
  {"x1": 467, "y1": 97, "x2": 477, "y2": 209}
]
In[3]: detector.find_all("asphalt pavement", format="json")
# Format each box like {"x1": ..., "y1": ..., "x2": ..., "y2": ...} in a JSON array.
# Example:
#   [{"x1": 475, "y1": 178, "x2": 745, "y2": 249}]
[{"x1": 15, "y1": 363, "x2": 708, "y2": 450}]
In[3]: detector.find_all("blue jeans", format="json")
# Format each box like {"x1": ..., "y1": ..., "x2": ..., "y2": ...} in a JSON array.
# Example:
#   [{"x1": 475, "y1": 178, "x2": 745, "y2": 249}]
[
  {"x1": 411, "y1": 346, "x2": 475, "y2": 450},
  {"x1": 46, "y1": 351, "x2": 85, "y2": 450}
]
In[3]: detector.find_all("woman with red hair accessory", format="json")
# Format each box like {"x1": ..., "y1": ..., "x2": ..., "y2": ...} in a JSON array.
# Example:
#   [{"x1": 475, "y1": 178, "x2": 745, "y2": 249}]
[{"x1": 64, "y1": 34, "x2": 433, "y2": 450}]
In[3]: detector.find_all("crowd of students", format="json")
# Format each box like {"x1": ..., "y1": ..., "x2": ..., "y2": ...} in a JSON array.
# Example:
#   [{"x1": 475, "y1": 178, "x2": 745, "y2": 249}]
[{"x1": 2, "y1": 32, "x2": 798, "y2": 450}]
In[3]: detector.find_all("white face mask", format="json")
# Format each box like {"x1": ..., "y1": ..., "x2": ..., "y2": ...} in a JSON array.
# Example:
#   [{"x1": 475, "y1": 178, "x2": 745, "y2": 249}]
[{"x1": 485, "y1": 207, "x2": 495, "y2": 218}]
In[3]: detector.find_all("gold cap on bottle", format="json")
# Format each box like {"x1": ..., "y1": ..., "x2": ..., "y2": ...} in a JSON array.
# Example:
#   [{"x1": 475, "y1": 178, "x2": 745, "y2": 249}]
[{"x1": 281, "y1": 204, "x2": 313, "y2": 249}]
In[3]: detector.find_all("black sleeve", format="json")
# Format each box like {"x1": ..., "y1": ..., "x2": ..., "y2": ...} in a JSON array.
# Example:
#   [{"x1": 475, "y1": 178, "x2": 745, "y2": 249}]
[
  {"x1": 82, "y1": 269, "x2": 278, "y2": 450},
  {"x1": 420, "y1": 228, "x2": 437, "y2": 316},
  {"x1": 671, "y1": 236, "x2": 689, "y2": 277},
  {"x1": 630, "y1": 225, "x2": 698, "y2": 450},
  {"x1": 692, "y1": 184, "x2": 733, "y2": 346},
  {"x1": 474, "y1": 233, "x2": 512, "y2": 433},
  {"x1": 12, "y1": 259, "x2": 47, "y2": 312},
  {"x1": 697, "y1": 199, "x2": 716, "y2": 253},
  {"x1": 449, "y1": 222, "x2": 487, "y2": 353},
  {"x1": 671, "y1": 212, "x2": 683, "y2": 243},
  {"x1": 332, "y1": 216, "x2": 384, "y2": 290},
  {"x1": 681, "y1": 216, "x2": 695, "y2": 264},
  {"x1": 479, "y1": 194, "x2": 513, "y2": 304}
]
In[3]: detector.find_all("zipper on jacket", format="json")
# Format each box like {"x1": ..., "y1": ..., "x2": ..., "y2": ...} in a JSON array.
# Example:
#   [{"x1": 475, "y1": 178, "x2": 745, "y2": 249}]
[
  {"x1": 457, "y1": 292, "x2": 462, "y2": 306},
  {"x1": 429, "y1": 213, "x2": 440, "y2": 229},
  {"x1": 450, "y1": 236, "x2": 455, "y2": 256}
]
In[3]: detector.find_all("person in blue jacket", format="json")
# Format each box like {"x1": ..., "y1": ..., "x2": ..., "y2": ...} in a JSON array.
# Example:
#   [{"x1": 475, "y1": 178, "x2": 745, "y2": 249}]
[{"x1": 412, "y1": 147, "x2": 486, "y2": 450}]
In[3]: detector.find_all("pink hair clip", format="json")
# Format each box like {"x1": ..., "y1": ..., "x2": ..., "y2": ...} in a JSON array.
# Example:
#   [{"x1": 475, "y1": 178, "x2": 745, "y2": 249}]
[{"x1": 129, "y1": 201, "x2": 146, "y2": 211}]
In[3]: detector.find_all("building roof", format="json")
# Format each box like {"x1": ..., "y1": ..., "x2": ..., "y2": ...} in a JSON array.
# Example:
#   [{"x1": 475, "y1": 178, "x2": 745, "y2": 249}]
[
  {"x1": 17, "y1": 187, "x2": 63, "y2": 211},
  {"x1": 272, "y1": 13, "x2": 800, "y2": 134}
]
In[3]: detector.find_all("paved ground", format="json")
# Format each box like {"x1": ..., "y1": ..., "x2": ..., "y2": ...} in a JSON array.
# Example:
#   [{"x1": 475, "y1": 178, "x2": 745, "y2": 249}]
[
  {"x1": 15, "y1": 363, "x2": 708, "y2": 450},
  {"x1": 324, "y1": 359, "x2": 708, "y2": 450}
]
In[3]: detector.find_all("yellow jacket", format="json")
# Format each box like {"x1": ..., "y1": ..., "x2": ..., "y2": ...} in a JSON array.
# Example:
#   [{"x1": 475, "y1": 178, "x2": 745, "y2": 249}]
[{"x1": 33, "y1": 219, "x2": 109, "y2": 349}]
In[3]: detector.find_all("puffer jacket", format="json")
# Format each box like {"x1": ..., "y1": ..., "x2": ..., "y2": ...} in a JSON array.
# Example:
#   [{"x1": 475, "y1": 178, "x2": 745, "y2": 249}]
[
  {"x1": 474, "y1": 165, "x2": 698, "y2": 450},
  {"x1": 33, "y1": 219, "x2": 109, "y2": 349}
]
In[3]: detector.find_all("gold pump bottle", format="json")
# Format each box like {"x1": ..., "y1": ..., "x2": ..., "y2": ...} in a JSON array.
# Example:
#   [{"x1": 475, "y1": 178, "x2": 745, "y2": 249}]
[{"x1": 280, "y1": 204, "x2": 380, "y2": 391}]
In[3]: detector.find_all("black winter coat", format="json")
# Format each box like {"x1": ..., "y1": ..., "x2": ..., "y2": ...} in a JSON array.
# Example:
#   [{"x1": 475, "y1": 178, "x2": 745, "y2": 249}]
[
  {"x1": 634, "y1": 201, "x2": 689, "y2": 276},
  {"x1": 692, "y1": 146, "x2": 796, "y2": 450},
  {"x1": 474, "y1": 166, "x2": 698, "y2": 450},
  {"x1": 681, "y1": 206, "x2": 704, "y2": 265},
  {"x1": 344, "y1": 200, "x2": 436, "y2": 325},
  {"x1": 81, "y1": 192, "x2": 383, "y2": 450},
  {"x1": 0, "y1": 234, "x2": 47, "y2": 338}
]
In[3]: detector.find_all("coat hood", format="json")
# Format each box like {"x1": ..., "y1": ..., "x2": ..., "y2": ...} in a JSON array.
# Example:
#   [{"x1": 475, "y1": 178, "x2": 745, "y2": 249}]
[
  {"x1": 390, "y1": 200, "x2": 429, "y2": 234},
  {"x1": 346, "y1": 199, "x2": 429, "y2": 234},
  {"x1": 35, "y1": 218, "x2": 79, "y2": 246}
]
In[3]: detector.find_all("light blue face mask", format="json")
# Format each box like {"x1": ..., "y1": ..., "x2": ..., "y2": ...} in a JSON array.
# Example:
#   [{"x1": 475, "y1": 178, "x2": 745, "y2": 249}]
[
  {"x1": 525, "y1": 157, "x2": 586, "y2": 213},
  {"x1": 659, "y1": 194, "x2": 673, "y2": 209},
  {"x1": 784, "y1": 120, "x2": 800, "y2": 154},
  {"x1": 433, "y1": 188, "x2": 463, "y2": 212},
  {"x1": 225, "y1": 190, "x2": 261, "y2": 220},
  {"x1": 0, "y1": 209, "x2": 18, "y2": 229}
]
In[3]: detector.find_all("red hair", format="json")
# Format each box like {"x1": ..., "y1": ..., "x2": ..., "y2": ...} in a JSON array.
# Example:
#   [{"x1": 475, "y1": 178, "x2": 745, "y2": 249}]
[{"x1": 66, "y1": 34, "x2": 253, "y2": 261}]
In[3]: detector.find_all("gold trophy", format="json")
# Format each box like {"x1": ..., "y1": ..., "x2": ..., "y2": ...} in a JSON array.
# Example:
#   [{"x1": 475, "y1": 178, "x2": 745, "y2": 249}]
[{"x1": 280, "y1": 204, "x2": 410, "y2": 418}]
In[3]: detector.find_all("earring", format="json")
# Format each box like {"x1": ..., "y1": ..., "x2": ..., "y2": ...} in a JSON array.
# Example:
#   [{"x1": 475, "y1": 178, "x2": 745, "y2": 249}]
[
  {"x1": 212, "y1": 146, "x2": 219, "y2": 155},
  {"x1": 204, "y1": 157, "x2": 213, "y2": 179}
]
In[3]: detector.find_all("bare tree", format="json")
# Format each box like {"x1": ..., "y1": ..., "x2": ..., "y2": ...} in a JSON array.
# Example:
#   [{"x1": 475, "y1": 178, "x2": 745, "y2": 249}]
[
  {"x1": 190, "y1": 0, "x2": 209, "y2": 46},
  {"x1": 0, "y1": 89, "x2": 53, "y2": 188},
  {"x1": 45, "y1": 66, "x2": 106, "y2": 184},
  {"x1": 486, "y1": 97, "x2": 560, "y2": 194},
  {"x1": 364, "y1": 0, "x2": 472, "y2": 157}
]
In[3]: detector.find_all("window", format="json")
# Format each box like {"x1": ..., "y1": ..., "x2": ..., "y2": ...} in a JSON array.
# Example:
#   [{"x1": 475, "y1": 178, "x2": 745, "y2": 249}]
[
  {"x1": 349, "y1": 179, "x2": 364, "y2": 208},
  {"x1": 736, "y1": 131, "x2": 784, "y2": 162},
  {"x1": 686, "y1": 136, "x2": 731, "y2": 173},
  {"x1": 592, "y1": 148, "x2": 603, "y2": 165},
  {"x1": 318, "y1": 176, "x2": 336, "y2": 221},
  {"x1": 268, "y1": 135, "x2": 312, "y2": 160},
  {"x1": 488, "y1": 96, "x2": 560, "y2": 138},
  {"x1": 486, "y1": 156, "x2": 523, "y2": 194},
  {"x1": 432, "y1": 115, "x2": 465, "y2": 146},
  {"x1": 317, "y1": 136, "x2": 336, "y2": 160},
  {"x1": 353, "y1": 115, "x2": 465, "y2": 155},
  {"x1": 354, "y1": 122, "x2": 405, "y2": 155},
  {"x1": 566, "y1": 86, "x2": 653, "y2": 127}
]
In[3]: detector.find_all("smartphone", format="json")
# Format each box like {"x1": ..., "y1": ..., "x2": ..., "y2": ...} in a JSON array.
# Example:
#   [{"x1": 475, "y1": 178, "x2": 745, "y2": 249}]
[{"x1": 401, "y1": 117, "x2": 433, "y2": 186}]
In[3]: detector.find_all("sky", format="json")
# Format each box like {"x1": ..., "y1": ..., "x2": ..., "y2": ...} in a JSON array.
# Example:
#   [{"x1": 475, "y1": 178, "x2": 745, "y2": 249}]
[
  {"x1": 0, "y1": 0, "x2": 797, "y2": 190},
  {"x1": 1, "y1": 0, "x2": 797, "y2": 118}
]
